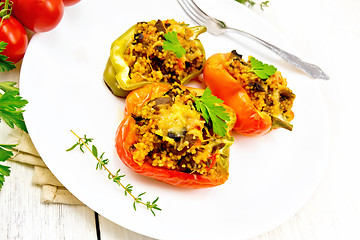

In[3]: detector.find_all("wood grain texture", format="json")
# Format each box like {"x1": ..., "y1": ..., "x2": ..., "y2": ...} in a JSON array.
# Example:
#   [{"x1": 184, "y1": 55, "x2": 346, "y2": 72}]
[{"x1": 0, "y1": 161, "x2": 98, "y2": 240}]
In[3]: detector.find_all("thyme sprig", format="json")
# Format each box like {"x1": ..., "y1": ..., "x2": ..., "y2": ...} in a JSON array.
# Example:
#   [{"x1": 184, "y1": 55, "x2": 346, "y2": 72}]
[
  {"x1": 67, "y1": 130, "x2": 161, "y2": 216},
  {"x1": 235, "y1": 0, "x2": 270, "y2": 11}
]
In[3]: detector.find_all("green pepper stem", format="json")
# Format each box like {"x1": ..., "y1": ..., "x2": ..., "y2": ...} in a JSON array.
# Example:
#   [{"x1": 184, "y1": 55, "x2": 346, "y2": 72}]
[{"x1": 271, "y1": 116, "x2": 293, "y2": 131}]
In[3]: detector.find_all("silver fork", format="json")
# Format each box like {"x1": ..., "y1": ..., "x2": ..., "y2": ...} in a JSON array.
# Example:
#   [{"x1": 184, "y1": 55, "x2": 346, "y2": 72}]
[{"x1": 177, "y1": 0, "x2": 330, "y2": 80}]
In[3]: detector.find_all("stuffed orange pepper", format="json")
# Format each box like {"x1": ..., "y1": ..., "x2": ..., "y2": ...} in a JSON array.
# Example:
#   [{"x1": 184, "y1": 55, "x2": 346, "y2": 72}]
[{"x1": 203, "y1": 50, "x2": 295, "y2": 136}]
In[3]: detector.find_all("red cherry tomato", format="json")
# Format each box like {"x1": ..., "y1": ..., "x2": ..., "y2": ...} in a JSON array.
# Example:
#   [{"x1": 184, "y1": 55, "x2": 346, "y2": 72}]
[
  {"x1": 12, "y1": 0, "x2": 64, "y2": 33},
  {"x1": 62, "y1": 0, "x2": 81, "y2": 6},
  {"x1": 0, "y1": 16, "x2": 28, "y2": 63}
]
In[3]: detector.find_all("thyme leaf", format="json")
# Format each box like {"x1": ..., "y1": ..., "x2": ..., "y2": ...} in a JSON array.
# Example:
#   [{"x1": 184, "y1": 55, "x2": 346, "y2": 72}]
[
  {"x1": 235, "y1": 0, "x2": 270, "y2": 11},
  {"x1": 67, "y1": 130, "x2": 161, "y2": 216}
]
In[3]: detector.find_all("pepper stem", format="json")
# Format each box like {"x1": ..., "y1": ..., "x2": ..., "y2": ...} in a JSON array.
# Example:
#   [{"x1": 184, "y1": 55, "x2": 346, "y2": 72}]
[{"x1": 271, "y1": 115, "x2": 293, "y2": 131}]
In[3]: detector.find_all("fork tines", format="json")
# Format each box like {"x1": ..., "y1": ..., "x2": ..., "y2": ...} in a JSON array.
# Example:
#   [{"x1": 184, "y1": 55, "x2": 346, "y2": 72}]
[{"x1": 177, "y1": 0, "x2": 210, "y2": 26}]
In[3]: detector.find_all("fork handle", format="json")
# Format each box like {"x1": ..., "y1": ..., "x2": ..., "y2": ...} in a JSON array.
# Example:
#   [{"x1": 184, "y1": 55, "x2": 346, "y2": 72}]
[{"x1": 227, "y1": 27, "x2": 329, "y2": 80}]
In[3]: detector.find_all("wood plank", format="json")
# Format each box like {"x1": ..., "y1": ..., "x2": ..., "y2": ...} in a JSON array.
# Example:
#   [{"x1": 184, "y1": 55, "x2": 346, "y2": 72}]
[{"x1": 0, "y1": 160, "x2": 98, "y2": 239}]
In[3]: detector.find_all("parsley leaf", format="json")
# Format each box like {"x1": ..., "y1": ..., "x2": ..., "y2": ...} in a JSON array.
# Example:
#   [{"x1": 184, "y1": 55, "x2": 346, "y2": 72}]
[
  {"x1": 0, "y1": 42, "x2": 7, "y2": 50},
  {"x1": 192, "y1": 88, "x2": 230, "y2": 137},
  {"x1": 0, "y1": 144, "x2": 15, "y2": 190},
  {"x1": 0, "y1": 82, "x2": 28, "y2": 132},
  {"x1": 0, "y1": 81, "x2": 18, "y2": 93},
  {"x1": 0, "y1": 41, "x2": 16, "y2": 72},
  {"x1": 0, "y1": 81, "x2": 28, "y2": 191},
  {"x1": 163, "y1": 31, "x2": 186, "y2": 58},
  {"x1": 248, "y1": 56, "x2": 277, "y2": 79}
]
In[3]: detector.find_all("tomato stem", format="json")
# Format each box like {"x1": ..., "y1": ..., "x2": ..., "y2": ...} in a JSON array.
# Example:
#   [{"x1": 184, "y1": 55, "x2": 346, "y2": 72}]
[{"x1": 0, "y1": 0, "x2": 12, "y2": 27}]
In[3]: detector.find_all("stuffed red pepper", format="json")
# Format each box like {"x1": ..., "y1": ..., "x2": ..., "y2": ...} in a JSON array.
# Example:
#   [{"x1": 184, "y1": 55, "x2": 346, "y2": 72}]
[{"x1": 115, "y1": 83, "x2": 236, "y2": 188}]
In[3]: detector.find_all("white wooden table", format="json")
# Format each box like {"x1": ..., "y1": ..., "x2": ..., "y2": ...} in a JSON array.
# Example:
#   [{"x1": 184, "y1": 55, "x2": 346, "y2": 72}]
[{"x1": 1, "y1": 0, "x2": 360, "y2": 239}]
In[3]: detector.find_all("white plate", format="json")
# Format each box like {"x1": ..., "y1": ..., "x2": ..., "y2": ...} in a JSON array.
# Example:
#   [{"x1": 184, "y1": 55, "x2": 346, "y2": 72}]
[{"x1": 20, "y1": 0, "x2": 331, "y2": 239}]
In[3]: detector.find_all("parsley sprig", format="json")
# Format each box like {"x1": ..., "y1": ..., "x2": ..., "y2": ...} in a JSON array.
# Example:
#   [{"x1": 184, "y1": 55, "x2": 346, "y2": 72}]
[
  {"x1": 0, "y1": 42, "x2": 16, "y2": 72},
  {"x1": 0, "y1": 81, "x2": 28, "y2": 190},
  {"x1": 0, "y1": 144, "x2": 15, "y2": 190},
  {"x1": 192, "y1": 88, "x2": 230, "y2": 137},
  {"x1": 248, "y1": 56, "x2": 277, "y2": 79},
  {"x1": 163, "y1": 31, "x2": 186, "y2": 58},
  {"x1": 0, "y1": 81, "x2": 28, "y2": 132},
  {"x1": 67, "y1": 131, "x2": 161, "y2": 216}
]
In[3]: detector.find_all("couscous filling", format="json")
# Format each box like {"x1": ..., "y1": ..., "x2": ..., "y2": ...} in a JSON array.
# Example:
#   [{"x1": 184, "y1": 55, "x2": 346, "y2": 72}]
[
  {"x1": 224, "y1": 51, "x2": 295, "y2": 122},
  {"x1": 129, "y1": 84, "x2": 230, "y2": 178},
  {"x1": 124, "y1": 19, "x2": 205, "y2": 84}
]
